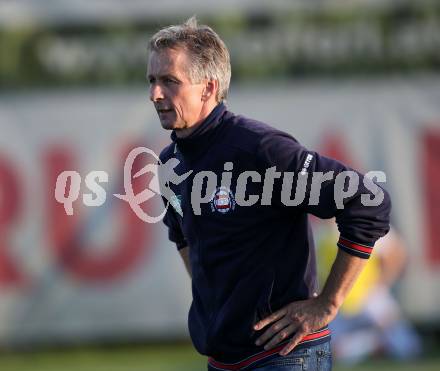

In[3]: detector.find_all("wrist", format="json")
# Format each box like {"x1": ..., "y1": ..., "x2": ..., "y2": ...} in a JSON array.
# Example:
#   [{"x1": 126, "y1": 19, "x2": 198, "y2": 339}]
[{"x1": 317, "y1": 292, "x2": 342, "y2": 317}]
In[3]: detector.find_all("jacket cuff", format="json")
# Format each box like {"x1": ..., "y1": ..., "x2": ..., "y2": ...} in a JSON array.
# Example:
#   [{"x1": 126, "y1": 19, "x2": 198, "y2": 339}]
[{"x1": 337, "y1": 236, "x2": 373, "y2": 259}]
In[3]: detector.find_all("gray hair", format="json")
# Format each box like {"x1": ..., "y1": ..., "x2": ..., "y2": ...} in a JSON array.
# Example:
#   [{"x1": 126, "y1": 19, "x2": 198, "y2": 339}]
[{"x1": 148, "y1": 16, "x2": 231, "y2": 102}]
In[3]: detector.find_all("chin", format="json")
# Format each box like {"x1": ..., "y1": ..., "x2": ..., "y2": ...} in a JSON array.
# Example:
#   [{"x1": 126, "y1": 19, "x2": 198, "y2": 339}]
[{"x1": 160, "y1": 121, "x2": 176, "y2": 130}]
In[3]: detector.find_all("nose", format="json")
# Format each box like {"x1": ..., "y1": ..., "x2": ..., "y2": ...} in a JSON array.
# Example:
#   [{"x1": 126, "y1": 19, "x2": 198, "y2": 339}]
[{"x1": 150, "y1": 83, "x2": 164, "y2": 102}]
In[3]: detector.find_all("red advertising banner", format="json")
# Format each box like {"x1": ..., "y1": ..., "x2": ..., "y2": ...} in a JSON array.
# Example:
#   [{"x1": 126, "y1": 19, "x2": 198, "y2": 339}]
[{"x1": 423, "y1": 128, "x2": 440, "y2": 266}]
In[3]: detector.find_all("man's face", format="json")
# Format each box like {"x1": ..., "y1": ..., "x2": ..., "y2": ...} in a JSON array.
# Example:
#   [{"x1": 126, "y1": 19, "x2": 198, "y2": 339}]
[{"x1": 148, "y1": 48, "x2": 207, "y2": 131}]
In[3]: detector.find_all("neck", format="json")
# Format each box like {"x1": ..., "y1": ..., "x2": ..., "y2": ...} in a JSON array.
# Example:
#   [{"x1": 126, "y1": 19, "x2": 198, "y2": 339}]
[
  {"x1": 175, "y1": 124, "x2": 200, "y2": 139},
  {"x1": 175, "y1": 100, "x2": 219, "y2": 139}
]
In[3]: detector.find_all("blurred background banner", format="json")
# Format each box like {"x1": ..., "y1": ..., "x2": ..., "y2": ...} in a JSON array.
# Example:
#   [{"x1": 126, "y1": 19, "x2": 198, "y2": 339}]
[
  {"x1": 0, "y1": 87, "x2": 193, "y2": 346},
  {"x1": 1, "y1": 0, "x2": 440, "y2": 87},
  {"x1": 1, "y1": 79, "x2": 439, "y2": 346},
  {"x1": 0, "y1": 0, "x2": 439, "y2": 363}
]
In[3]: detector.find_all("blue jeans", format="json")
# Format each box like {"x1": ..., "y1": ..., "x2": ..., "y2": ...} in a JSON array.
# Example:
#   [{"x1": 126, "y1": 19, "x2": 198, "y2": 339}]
[
  {"x1": 208, "y1": 342, "x2": 332, "y2": 371},
  {"x1": 254, "y1": 342, "x2": 332, "y2": 371}
]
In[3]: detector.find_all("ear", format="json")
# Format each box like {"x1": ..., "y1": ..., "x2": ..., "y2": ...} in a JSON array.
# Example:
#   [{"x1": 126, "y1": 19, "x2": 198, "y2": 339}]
[{"x1": 201, "y1": 79, "x2": 219, "y2": 102}]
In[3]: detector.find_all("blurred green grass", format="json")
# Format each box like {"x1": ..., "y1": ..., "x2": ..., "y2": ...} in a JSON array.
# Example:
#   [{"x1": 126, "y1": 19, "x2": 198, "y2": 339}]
[{"x1": 0, "y1": 342, "x2": 439, "y2": 371}]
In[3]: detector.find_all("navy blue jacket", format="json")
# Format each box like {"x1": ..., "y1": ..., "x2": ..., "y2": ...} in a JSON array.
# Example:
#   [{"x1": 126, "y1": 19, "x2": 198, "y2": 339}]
[{"x1": 159, "y1": 103, "x2": 391, "y2": 369}]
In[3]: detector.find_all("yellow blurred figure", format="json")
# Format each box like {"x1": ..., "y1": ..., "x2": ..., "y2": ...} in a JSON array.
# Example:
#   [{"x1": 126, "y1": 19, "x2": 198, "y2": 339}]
[
  {"x1": 316, "y1": 221, "x2": 421, "y2": 364},
  {"x1": 318, "y1": 232, "x2": 381, "y2": 316}
]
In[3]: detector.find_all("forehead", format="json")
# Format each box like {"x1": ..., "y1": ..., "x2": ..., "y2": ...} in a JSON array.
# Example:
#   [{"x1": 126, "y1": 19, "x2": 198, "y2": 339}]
[{"x1": 147, "y1": 47, "x2": 190, "y2": 77}]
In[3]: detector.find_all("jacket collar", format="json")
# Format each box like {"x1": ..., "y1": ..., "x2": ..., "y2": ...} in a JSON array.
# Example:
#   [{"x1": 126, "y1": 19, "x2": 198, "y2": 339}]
[{"x1": 171, "y1": 102, "x2": 227, "y2": 156}]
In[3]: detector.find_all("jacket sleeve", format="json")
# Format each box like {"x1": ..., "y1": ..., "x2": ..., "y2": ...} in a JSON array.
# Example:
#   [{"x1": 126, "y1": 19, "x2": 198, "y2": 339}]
[{"x1": 258, "y1": 132, "x2": 391, "y2": 259}]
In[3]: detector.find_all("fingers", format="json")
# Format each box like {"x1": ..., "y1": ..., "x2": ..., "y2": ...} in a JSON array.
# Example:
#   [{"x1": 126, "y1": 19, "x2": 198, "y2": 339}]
[
  {"x1": 255, "y1": 317, "x2": 291, "y2": 347},
  {"x1": 261, "y1": 323, "x2": 298, "y2": 350},
  {"x1": 279, "y1": 328, "x2": 307, "y2": 356},
  {"x1": 254, "y1": 308, "x2": 287, "y2": 331}
]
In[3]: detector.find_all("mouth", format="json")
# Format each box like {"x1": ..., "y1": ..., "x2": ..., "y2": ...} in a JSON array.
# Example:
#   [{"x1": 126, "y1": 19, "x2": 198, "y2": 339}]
[{"x1": 156, "y1": 108, "x2": 174, "y2": 115}]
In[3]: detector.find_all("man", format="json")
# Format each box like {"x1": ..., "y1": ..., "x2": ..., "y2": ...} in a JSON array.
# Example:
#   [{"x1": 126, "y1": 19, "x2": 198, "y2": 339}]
[{"x1": 148, "y1": 17, "x2": 391, "y2": 371}]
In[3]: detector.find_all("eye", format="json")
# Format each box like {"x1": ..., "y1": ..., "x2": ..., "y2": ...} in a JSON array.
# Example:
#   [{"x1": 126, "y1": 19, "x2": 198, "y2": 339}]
[
  {"x1": 148, "y1": 77, "x2": 155, "y2": 84},
  {"x1": 164, "y1": 77, "x2": 178, "y2": 84}
]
